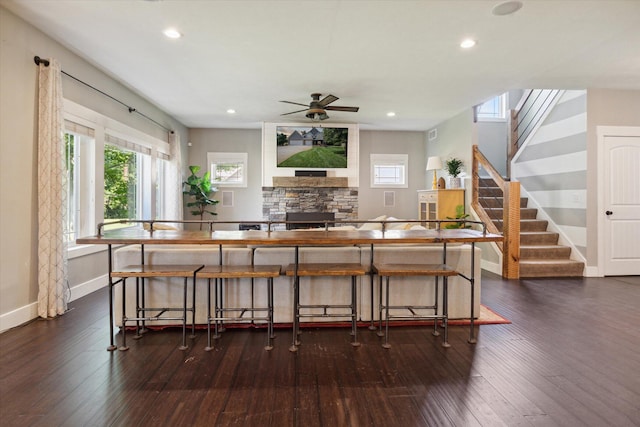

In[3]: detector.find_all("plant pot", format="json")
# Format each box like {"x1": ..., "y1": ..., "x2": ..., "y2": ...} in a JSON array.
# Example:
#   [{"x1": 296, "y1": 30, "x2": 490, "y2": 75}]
[{"x1": 449, "y1": 177, "x2": 461, "y2": 189}]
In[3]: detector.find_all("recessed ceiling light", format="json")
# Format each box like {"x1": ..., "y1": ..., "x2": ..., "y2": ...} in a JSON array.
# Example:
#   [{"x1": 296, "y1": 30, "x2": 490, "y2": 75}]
[
  {"x1": 163, "y1": 28, "x2": 182, "y2": 39},
  {"x1": 460, "y1": 38, "x2": 476, "y2": 49},
  {"x1": 226, "y1": 109, "x2": 236, "y2": 114},
  {"x1": 387, "y1": 112, "x2": 396, "y2": 117},
  {"x1": 492, "y1": 1, "x2": 523, "y2": 16}
]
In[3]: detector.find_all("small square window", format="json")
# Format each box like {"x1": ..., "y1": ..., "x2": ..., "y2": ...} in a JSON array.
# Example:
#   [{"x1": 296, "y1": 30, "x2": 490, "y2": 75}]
[
  {"x1": 370, "y1": 154, "x2": 408, "y2": 188},
  {"x1": 207, "y1": 152, "x2": 248, "y2": 188},
  {"x1": 477, "y1": 93, "x2": 507, "y2": 121}
]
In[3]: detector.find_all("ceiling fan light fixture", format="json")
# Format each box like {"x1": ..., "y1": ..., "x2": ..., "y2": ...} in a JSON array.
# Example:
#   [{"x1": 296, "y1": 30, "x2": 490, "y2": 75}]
[{"x1": 281, "y1": 93, "x2": 358, "y2": 120}]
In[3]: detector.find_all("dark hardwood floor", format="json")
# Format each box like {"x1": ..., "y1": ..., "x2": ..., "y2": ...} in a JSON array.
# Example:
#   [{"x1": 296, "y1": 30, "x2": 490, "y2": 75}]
[{"x1": 1, "y1": 272, "x2": 639, "y2": 426}]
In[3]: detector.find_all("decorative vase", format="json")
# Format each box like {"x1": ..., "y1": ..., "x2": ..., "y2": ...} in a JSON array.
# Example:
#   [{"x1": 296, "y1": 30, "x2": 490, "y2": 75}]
[{"x1": 449, "y1": 177, "x2": 461, "y2": 189}]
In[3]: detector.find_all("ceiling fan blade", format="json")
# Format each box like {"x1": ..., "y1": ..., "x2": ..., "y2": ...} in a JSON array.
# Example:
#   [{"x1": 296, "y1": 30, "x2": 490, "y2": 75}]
[
  {"x1": 280, "y1": 108, "x2": 309, "y2": 116},
  {"x1": 318, "y1": 94, "x2": 339, "y2": 107},
  {"x1": 325, "y1": 106, "x2": 359, "y2": 112},
  {"x1": 280, "y1": 100, "x2": 310, "y2": 107}
]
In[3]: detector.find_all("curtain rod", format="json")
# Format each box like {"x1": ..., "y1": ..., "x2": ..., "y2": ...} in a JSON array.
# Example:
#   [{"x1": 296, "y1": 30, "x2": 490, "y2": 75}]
[{"x1": 34, "y1": 56, "x2": 174, "y2": 135}]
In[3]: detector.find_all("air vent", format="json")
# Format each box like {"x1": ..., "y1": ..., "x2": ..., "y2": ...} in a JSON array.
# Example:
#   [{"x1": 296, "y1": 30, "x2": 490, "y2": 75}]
[
  {"x1": 428, "y1": 128, "x2": 438, "y2": 142},
  {"x1": 384, "y1": 191, "x2": 395, "y2": 207},
  {"x1": 221, "y1": 191, "x2": 234, "y2": 207}
]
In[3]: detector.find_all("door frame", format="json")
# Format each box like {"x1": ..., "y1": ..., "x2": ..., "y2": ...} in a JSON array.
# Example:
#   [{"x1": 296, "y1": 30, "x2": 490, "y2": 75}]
[{"x1": 596, "y1": 125, "x2": 640, "y2": 276}]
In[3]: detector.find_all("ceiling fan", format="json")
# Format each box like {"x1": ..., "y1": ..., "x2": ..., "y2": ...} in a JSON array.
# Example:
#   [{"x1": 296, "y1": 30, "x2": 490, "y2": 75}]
[{"x1": 280, "y1": 93, "x2": 359, "y2": 120}]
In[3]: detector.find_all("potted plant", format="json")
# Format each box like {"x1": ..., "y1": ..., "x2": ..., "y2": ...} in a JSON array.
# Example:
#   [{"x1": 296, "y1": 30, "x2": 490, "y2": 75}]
[
  {"x1": 183, "y1": 165, "x2": 218, "y2": 229},
  {"x1": 444, "y1": 205, "x2": 471, "y2": 229},
  {"x1": 445, "y1": 157, "x2": 464, "y2": 188}
]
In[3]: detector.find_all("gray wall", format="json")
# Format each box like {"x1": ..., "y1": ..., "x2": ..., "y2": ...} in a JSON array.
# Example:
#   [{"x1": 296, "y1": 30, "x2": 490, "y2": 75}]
[
  {"x1": 0, "y1": 7, "x2": 188, "y2": 329},
  {"x1": 187, "y1": 128, "x2": 263, "y2": 229},
  {"x1": 426, "y1": 109, "x2": 475, "y2": 203},
  {"x1": 476, "y1": 90, "x2": 523, "y2": 177},
  {"x1": 427, "y1": 109, "x2": 501, "y2": 267},
  {"x1": 187, "y1": 128, "x2": 427, "y2": 225},
  {"x1": 358, "y1": 130, "x2": 426, "y2": 220}
]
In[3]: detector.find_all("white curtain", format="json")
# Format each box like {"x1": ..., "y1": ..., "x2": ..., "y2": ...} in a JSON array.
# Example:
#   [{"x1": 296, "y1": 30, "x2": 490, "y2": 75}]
[
  {"x1": 37, "y1": 58, "x2": 68, "y2": 318},
  {"x1": 165, "y1": 132, "x2": 184, "y2": 226}
]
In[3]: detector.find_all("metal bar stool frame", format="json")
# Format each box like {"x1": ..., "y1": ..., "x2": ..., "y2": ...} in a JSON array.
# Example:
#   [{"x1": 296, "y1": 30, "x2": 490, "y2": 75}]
[
  {"x1": 198, "y1": 264, "x2": 280, "y2": 351},
  {"x1": 286, "y1": 246, "x2": 367, "y2": 352},
  {"x1": 110, "y1": 261, "x2": 204, "y2": 351},
  {"x1": 373, "y1": 243, "x2": 457, "y2": 348}
]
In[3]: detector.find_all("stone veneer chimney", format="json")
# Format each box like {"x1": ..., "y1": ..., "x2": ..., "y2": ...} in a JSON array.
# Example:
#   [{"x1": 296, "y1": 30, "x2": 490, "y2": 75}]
[{"x1": 262, "y1": 186, "x2": 358, "y2": 230}]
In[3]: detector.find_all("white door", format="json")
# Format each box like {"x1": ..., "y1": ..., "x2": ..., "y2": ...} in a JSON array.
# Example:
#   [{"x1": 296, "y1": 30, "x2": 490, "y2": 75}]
[{"x1": 602, "y1": 132, "x2": 640, "y2": 275}]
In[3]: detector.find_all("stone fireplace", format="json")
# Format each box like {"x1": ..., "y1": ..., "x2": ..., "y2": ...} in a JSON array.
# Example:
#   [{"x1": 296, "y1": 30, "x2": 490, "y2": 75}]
[{"x1": 262, "y1": 179, "x2": 358, "y2": 230}]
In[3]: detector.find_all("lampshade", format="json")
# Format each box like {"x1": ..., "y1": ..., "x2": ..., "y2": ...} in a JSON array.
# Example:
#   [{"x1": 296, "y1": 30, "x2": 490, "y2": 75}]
[{"x1": 426, "y1": 156, "x2": 443, "y2": 171}]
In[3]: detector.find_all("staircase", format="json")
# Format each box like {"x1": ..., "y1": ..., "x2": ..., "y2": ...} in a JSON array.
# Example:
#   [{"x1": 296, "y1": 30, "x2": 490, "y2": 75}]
[{"x1": 478, "y1": 178, "x2": 584, "y2": 278}]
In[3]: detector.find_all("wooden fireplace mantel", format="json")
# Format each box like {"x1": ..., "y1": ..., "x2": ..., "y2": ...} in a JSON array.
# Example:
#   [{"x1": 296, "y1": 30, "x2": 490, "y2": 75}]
[{"x1": 272, "y1": 176, "x2": 349, "y2": 188}]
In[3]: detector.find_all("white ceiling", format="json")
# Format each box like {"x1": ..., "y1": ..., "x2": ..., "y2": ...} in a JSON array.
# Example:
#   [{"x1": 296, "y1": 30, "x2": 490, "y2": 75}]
[{"x1": 3, "y1": 0, "x2": 640, "y2": 131}]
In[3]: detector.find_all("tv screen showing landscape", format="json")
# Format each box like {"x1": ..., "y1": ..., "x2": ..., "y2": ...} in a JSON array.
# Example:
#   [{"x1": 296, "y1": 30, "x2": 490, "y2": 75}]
[{"x1": 276, "y1": 126, "x2": 348, "y2": 168}]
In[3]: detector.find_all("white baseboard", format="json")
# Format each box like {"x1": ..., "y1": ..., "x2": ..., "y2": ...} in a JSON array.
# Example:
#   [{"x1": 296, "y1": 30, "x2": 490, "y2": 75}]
[
  {"x1": 0, "y1": 274, "x2": 107, "y2": 334},
  {"x1": 0, "y1": 301, "x2": 39, "y2": 334},
  {"x1": 69, "y1": 274, "x2": 108, "y2": 302},
  {"x1": 584, "y1": 266, "x2": 601, "y2": 277},
  {"x1": 481, "y1": 260, "x2": 502, "y2": 276}
]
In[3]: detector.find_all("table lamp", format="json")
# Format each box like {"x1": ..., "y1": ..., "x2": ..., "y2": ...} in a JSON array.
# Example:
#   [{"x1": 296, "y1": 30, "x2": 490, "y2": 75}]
[{"x1": 426, "y1": 156, "x2": 442, "y2": 190}]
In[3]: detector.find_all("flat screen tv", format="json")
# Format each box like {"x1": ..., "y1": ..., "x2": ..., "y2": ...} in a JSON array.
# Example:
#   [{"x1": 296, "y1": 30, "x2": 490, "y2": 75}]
[{"x1": 276, "y1": 126, "x2": 348, "y2": 168}]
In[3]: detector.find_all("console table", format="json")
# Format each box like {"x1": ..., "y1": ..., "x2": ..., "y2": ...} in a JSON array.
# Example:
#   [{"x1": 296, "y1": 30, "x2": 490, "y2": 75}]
[{"x1": 77, "y1": 224, "x2": 502, "y2": 351}]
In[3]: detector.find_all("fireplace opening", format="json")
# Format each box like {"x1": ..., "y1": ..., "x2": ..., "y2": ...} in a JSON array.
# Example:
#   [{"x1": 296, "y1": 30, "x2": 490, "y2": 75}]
[{"x1": 285, "y1": 212, "x2": 336, "y2": 230}]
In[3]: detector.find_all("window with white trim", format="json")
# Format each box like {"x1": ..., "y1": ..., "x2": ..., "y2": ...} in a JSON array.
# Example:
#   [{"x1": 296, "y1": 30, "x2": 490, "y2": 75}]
[
  {"x1": 370, "y1": 154, "x2": 408, "y2": 188},
  {"x1": 64, "y1": 101, "x2": 170, "y2": 246},
  {"x1": 477, "y1": 93, "x2": 507, "y2": 121},
  {"x1": 207, "y1": 152, "x2": 248, "y2": 187},
  {"x1": 64, "y1": 123, "x2": 96, "y2": 244}
]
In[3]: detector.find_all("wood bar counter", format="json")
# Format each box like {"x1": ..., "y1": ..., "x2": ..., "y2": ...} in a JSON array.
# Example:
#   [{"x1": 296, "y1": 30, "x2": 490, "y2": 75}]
[{"x1": 77, "y1": 225, "x2": 502, "y2": 351}]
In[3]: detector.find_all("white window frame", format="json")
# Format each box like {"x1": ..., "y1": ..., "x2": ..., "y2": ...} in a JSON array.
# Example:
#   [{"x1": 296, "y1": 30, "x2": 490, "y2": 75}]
[
  {"x1": 207, "y1": 152, "x2": 248, "y2": 188},
  {"x1": 370, "y1": 154, "x2": 408, "y2": 188},
  {"x1": 63, "y1": 99, "x2": 169, "y2": 256},
  {"x1": 477, "y1": 93, "x2": 508, "y2": 122}
]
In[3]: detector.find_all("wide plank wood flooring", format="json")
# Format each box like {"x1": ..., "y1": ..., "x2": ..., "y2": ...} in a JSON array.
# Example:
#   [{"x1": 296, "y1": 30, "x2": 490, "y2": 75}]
[{"x1": 1, "y1": 272, "x2": 639, "y2": 426}]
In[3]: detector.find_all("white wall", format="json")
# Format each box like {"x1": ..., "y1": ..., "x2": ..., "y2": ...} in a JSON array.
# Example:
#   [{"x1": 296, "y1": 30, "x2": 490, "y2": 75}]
[
  {"x1": 586, "y1": 89, "x2": 640, "y2": 267},
  {"x1": 0, "y1": 7, "x2": 188, "y2": 331}
]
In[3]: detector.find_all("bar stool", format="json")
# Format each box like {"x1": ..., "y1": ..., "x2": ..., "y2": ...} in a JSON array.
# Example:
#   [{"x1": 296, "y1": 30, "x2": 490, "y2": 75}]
[
  {"x1": 372, "y1": 263, "x2": 458, "y2": 348},
  {"x1": 197, "y1": 264, "x2": 281, "y2": 351},
  {"x1": 110, "y1": 264, "x2": 204, "y2": 351},
  {"x1": 285, "y1": 262, "x2": 367, "y2": 351}
]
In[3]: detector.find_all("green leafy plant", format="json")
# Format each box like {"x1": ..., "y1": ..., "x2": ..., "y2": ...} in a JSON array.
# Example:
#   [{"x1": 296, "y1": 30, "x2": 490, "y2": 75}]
[
  {"x1": 444, "y1": 204, "x2": 471, "y2": 229},
  {"x1": 183, "y1": 165, "x2": 218, "y2": 227},
  {"x1": 445, "y1": 157, "x2": 464, "y2": 177}
]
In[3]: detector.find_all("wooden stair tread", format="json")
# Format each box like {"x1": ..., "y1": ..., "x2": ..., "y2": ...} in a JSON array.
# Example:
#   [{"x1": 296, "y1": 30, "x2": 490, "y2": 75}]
[{"x1": 477, "y1": 177, "x2": 585, "y2": 278}]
